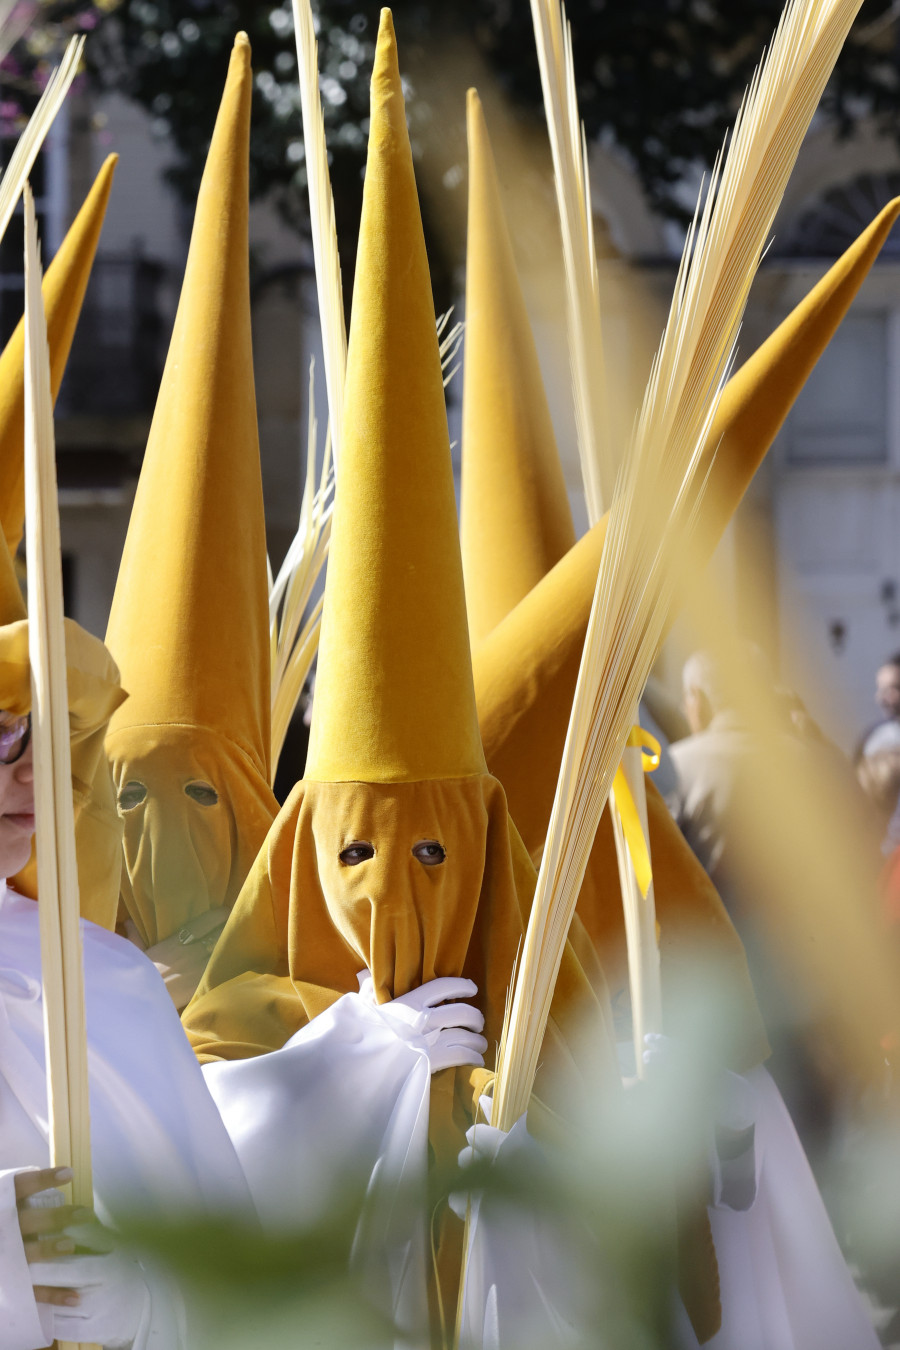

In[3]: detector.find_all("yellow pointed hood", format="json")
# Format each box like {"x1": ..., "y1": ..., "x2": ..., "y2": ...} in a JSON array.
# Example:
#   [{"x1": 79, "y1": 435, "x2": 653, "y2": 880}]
[
  {"x1": 305, "y1": 11, "x2": 485, "y2": 784},
  {"x1": 700, "y1": 195, "x2": 900, "y2": 548},
  {"x1": 184, "y1": 18, "x2": 618, "y2": 1198},
  {"x1": 0, "y1": 155, "x2": 117, "y2": 557},
  {"x1": 104, "y1": 35, "x2": 277, "y2": 950},
  {"x1": 0, "y1": 507, "x2": 124, "y2": 930},
  {"x1": 461, "y1": 89, "x2": 575, "y2": 647},
  {"x1": 106, "y1": 33, "x2": 269, "y2": 777},
  {"x1": 0, "y1": 519, "x2": 126, "y2": 928},
  {"x1": 475, "y1": 196, "x2": 900, "y2": 857}
]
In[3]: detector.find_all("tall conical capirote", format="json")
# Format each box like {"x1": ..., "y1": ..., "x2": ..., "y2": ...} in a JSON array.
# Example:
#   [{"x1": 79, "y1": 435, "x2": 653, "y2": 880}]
[
  {"x1": 475, "y1": 195, "x2": 900, "y2": 857},
  {"x1": 104, "y1": 36, "x2": 276, "y2": 952},
  {"x1": 461, "y1": 89, "x2": 575, "y2": 648},
  {"x1": 106, "y1": 34, "x2": 269, "y2": 781},
  {"x1": 0, "y1": 155, "x2": 117, "y2": 556},
  {"x1": 305, "y1": 11, "x2": 485, "y2": 784}
]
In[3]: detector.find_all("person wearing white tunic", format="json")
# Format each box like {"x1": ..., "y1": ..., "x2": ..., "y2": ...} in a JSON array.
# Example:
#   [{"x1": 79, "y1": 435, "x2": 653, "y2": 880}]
[
  {"x1": 185, "y1": 11, "x2": 880, "y2": 1348},
  {"x1": 0, "y1": 655, "x2": 249, "y2": 1348},
  {"x1": 183, "y1": 11, "x2": 617, "y2": 1343}
]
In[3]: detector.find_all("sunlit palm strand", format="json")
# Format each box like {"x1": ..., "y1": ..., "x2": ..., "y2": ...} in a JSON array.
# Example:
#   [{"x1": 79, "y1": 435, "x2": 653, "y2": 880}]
[
  {"x1": 269, "y1": 359, "x2": 334, "y2": 774},
  {"x1": 23, "y1": 187, "x2": 97, "y2": 1310},
  {"x1": 492, "y1": 0, "x2": 866, "y2": 1133},
  {"x1": 530, "y1": 0, "x2": 610, "y2": 521},
  {"x1": 437, "y1": 307, "x2": 464, "y2": 388},
  {"x1": 292, "y1": 0, "x2": 347, "y2": 469},
  {"x1": 268, "y1": 312, "x2": 467, "y2": 775},
  {"x1": 0, "y1": 0, "x2": 28, "y2": 66},
  {"x1": 530, "y1": 0, "x2": 660, "y2": 1073},
  {"x1": 0, "y1": 36, "x2": 83, "y2": 250}
]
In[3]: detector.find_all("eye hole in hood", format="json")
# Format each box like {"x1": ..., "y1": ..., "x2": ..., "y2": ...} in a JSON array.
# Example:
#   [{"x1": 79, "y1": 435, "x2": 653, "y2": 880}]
[
  {"x1": 339, "y1": 841, "x2": 375, "y2": 866},
  {"x1": 117, "y1": 780, "x2": 147, "y2": 812},
  {"x1": 412, "y1": 840, "x2": 445, "y2": 867},
  {"x1": 184, "y1": 781, "x2": 219, "y2": 807}
]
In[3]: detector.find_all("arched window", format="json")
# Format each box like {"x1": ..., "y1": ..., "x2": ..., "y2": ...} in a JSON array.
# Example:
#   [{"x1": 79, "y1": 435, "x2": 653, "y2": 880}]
[{"x1": 776, "y1": 172, "x2": 900, "y2": 258}]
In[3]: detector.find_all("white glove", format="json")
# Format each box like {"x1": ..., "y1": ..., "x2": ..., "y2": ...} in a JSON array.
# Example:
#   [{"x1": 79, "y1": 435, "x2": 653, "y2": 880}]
[
  {"x1": 641, "y1": 1032, "x2": 757, "y2": 1211},
  {"x1": 457, "y1": 1092, "x2": 506, "y2": 1170},
  {"x1": 33, "y1": 1249, "x2": 149, "y2": 1348},
  {"x1": 357, "y1": 971, "x2": 487, "y2": 1074},
  {"x1": 450, "y1": 1094, "x2": 534, "y2": 1219}
]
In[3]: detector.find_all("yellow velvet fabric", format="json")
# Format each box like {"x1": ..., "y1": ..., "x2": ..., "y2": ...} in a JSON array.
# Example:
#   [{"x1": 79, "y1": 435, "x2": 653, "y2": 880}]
[
  {"x1": 460, "y1": 90, "x2": 576, "y2": 647},
  {"x1": 0, "y1": 156, "x2": 117, "y2": 556},
  {"x1": 573, "y1": 780, "x2": 769, "y2": 1072},
  {"x1": 183, "y1": 10, "x2": 617, "y2": 1116},
  {"x1": 183, "y1": 775, "x2": 617, "y2": 1183},
  {"x1": 71, "y1": 745, "x2": 124, "y2": 932},
  {"x1": 107, "y1": 724, "x2": 282, "y2": 948},
  {"x1": 0, "y1": 520, "x2": 25, "y2": 627},
  {"x1": 305, "y1": 12, "x2": 485, "y2": 785},
  {"x1": 699, "y1": 195, "x2": 900, "y2": 561},
  {"x1": 0, "y1": 502, "x2": 124, "y2": 930},
  {"x1": 1, "y1": 618, "x2": 128, "y2": 931},
  {"x1": 185, "y1": 775, "x2": 604, "y2": 1059},
  {"x1": 104, "y1": 35, "x2": 276, "y2": 942},
  {"x1": 474, "y1": 196, "x2": 900, "y2": 861},
  {"x1": 185, "y1": 21, "x2": 617, "y2": 1337}
]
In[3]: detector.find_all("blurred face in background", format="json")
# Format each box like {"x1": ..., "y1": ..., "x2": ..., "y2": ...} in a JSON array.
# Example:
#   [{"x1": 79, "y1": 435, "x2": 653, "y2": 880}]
[
  {"x1": 683, "y1": 685, "x2": 713, "y2": 735},
  {"x1": 876, "y1": 662, "x2": 900, "y2": 720}
]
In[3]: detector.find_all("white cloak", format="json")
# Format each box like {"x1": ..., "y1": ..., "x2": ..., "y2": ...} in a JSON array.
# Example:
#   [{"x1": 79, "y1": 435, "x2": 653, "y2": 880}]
[
  {"x1": 0, "y1": 882, "x2": 250, "y2": 1350},
  {"x1": 204, "y1": 991, "x2": 878, "y2": 1350}
]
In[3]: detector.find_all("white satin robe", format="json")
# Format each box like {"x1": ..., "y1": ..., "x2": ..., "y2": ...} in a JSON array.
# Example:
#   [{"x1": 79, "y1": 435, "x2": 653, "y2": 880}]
[
  {"x1": 0, "y1": 883, "x2": 250, "y2": 1350},
  {"x1": 204, "y1": 991, "x2": 879, "y2": 1350}
]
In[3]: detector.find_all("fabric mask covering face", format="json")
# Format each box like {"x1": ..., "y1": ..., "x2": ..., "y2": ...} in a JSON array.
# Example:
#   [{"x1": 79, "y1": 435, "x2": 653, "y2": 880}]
[
  {"x1": 309, "y1": 778, "x2": 520, "y2": 1011},
  {"x1": 109, "y1": 725, "x2": 274, "y2": 947}
]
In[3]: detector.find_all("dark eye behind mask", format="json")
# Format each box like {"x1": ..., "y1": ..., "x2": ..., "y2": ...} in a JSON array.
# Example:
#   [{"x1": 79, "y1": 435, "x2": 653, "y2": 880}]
[
  {"x1": 412, "y1": 840, "x2": 445, "y2": 866},
  {"x1": 339, "y1": 841, "x2": 375, "y2": 866},
  {"x1": 118, "y1": 780, "x2": 147, "y2": 812}
]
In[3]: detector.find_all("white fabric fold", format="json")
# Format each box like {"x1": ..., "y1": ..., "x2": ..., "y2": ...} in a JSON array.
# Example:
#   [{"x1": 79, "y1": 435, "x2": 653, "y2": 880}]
[
  {"x1": 203, "y1": 989, "x2": 433, "y2": 1339},
  {"x1": 456, "y1": 1108, "x2": 586, "y2": 1350},
  {"x1": 706, "y1": 1066, "x2": 880, "y2": 1350},
  {"x1": 0, "y1": 1167, "x2": 54, "y2": 1350},
  {"x1": 0, "y1": 882, "x2": 252, "y2": 1350}
]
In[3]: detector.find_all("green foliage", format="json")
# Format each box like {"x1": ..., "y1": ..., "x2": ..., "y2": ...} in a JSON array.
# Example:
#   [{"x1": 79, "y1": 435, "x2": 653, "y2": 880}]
[
  {"x1": 82, "y1": 0, "x2": 900, "y2": 240},
  {"x1": 85, "y1": 1, "x2": 374, "y2": 251}
]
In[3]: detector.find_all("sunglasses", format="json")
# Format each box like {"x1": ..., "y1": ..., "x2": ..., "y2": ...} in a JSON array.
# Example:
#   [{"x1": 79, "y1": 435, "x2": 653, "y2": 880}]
[{"x1": 0, "y1": 711, "x2": 31, "y2": 765}]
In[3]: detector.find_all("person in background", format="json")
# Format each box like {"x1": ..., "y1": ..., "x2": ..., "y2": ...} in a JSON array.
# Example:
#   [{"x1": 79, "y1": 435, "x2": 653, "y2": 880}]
[
  {"x1": 856, "y1": 748, "x2": 900, "y2": 853},
  {"x1": 857, "y1": 652, "x2": 900, "y2": 760},
  {"x1": 667, "y1": 646, "x2": 856, "y2": 1159},
  {"x1": 667, "y1": 645, "x2": 778, "y2": 886}
]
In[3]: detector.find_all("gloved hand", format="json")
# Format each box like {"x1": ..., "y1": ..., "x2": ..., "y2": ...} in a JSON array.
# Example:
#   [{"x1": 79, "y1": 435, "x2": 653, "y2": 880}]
[
  {"x1": 33, "y1": 1248, "x2": 149, "y2": 1348},
  {"x1": 144, "y1": 905, "x2": 229, "y2": 1012},
  {"x1": 457, "y1": 1092, "x2": 506, "y2": 1171},
  {"x1": 450, "y1": 1094, "x2": 533, "y2": 1219},
  {"x1": 357, "y1": 971, "x2": 488, "y2": 1074},
  {"x1": 641, "y1": 1032, "x2": 757, "y2": 1211}
]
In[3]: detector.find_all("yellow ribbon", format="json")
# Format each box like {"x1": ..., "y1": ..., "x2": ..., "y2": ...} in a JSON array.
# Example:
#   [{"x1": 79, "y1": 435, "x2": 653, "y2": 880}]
[{"x1": 611, "y1": 726, "x2": 661, "y2": 899}]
